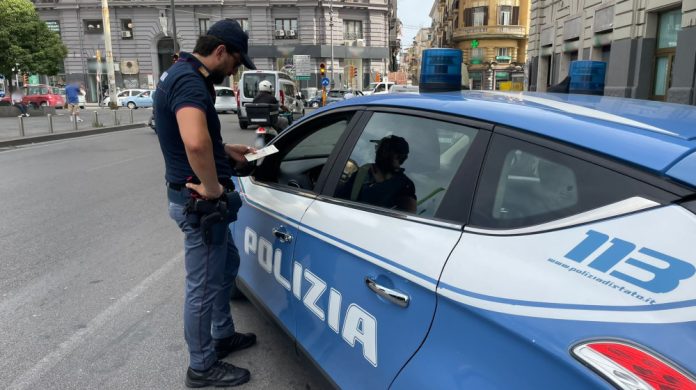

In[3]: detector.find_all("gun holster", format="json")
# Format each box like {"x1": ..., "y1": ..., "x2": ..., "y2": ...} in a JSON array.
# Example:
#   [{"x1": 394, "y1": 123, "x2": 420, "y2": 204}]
[{"x1": 184, "y1": 191, "x2": 243, "y2": 246}]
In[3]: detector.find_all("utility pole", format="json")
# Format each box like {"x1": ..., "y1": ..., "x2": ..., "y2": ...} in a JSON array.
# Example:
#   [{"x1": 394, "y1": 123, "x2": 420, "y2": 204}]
[
  {"x1": 329, "y1": 0, "x2": 335, "y2": 89},
  {"x1": 101, "y1": 0, "x2": 118, "y2": 109},
  {"x1": 171, "y1": 0, "x2": 179, "y2": 53}
]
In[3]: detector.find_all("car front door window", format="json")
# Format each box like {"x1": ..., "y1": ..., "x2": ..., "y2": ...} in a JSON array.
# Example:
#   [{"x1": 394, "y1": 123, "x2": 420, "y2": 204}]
[
  {"x1": 253, "y1": 111, "x2": 357, "y2": 192},
  {"x1": 332, "y1": 112, "x2": 479, "y2": 218}
]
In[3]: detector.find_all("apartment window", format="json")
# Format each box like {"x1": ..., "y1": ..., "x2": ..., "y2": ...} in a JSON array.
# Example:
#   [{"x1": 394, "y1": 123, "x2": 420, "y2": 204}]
[
  {"x1": 275, "y1": 19, "x2": 298, "y2": 39},
  {"x1": 496, "y1": 48, "x2": 511, "y2": 63},
  {"x1": 121, "y1": 19, "x2": 133, "y2": 40},
  {"x1": 45, "y1": 20, "x2": 61, "y2": 36},
  {"x1": 344, "y1": 20, "x2": 363, "y2": 39},
  {"x1": 464, "y1": 7, "x2": 489, "y2": 27},
  {"x1": 236, "y1": 19, "x2": 249, "y2": 33},
  {"x1": 499, "y1": 6, "x2": 512, "y2": 25},
  {"x1": 199, "y1": 18, "x2": 209, "y2": 36},
  {"x1": 83, "y1": 20, "x2": 103, "y2": 34},
  {"x1": 474, "y1": 7, "x2": 487, "y2": 26},
  {"x1": 471, "y1": 48, "x2": 485, "y2": 64}
]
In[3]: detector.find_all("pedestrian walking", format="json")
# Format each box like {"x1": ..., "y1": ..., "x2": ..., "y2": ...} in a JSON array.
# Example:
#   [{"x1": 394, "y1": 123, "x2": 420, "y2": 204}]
[
  {"x1": 11, "y1": 87, "x2": 29, "y2": 117},
  {"x1": 153, "y1": 19, "x2": 259, "y2": 388},
  {"x1": 65, "y1": 82, "x2": 83, "y2": 122}
]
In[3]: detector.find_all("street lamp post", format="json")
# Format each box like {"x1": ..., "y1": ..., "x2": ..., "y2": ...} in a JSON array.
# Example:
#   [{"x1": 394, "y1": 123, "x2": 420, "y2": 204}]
[
  {"x1": 329, "y1": 0, "x2": 334, "y2": 88},
  {"x1": 101, "y1": 0, "x2": 118, "y2": 109},
  {"x1": 13, "y1": 63, "x2": 19, "y2": 87},
  {"x1": 170, "y1": 0, "x2": 179, "y2": 53}
]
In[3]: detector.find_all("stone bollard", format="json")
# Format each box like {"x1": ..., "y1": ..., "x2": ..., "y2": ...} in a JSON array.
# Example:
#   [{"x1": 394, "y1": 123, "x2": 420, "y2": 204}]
[
  {"x1": 92, "y1": 111, "x2": 101, "y2": 127},
  {"x1": 113, "y1": 110, "x2": 120, "y2": 126},
  {"x1": 48, "y1": 114, "x2": 54, "y2": 134},
  {"x1": 129, "y1": 109, "x2": 134, "y2": 124},
  {"x1": 18, "y1": 116, "x2": 25, "y2": 137}
]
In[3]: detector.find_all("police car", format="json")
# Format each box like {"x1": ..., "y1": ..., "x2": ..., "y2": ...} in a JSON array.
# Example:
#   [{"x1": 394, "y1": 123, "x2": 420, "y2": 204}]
[{"x1": 230, "y1": 91, "x2": 696, "y2": 389}]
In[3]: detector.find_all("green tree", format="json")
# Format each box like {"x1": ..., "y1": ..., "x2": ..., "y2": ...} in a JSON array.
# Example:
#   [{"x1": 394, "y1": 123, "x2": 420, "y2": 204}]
[{"x1": 0, "y1": 0, "x2": 67, "y2": 79}]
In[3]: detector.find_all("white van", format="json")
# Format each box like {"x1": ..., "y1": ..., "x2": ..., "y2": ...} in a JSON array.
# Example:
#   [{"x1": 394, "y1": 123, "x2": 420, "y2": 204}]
[
  {"x1": 362, "y1": 81, "x2": 395, "y2": 95},
  {"x1": 236, "y1": 70, "x2": 304, "y2": 129}
]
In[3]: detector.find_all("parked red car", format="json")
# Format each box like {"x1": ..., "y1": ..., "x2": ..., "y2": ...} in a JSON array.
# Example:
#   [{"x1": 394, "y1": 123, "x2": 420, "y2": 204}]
[{"x1": 23, "y1": 84, "x2": 65, "y2": 108}]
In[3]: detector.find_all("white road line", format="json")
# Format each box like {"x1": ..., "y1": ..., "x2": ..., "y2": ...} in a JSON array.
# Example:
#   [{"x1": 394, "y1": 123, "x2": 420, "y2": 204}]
[{"x1": 7, "y1": 251, "x2": 184, "y2": 390}]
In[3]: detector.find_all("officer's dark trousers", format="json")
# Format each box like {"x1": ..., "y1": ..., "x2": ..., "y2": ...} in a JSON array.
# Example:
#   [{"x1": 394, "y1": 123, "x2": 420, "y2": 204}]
[{"x1": 168, "y1": 187, "x2": 239, "y2": 371}]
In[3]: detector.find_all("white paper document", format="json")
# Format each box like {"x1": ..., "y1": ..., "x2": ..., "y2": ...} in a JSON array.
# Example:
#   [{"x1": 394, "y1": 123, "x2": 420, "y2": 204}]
[{"x1": 245, "y1": 145, "x2": 279, "y2": 162}]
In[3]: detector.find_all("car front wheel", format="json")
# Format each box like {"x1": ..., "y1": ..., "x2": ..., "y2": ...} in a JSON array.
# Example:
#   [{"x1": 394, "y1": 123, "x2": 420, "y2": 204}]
[{"x1": 127, "y1": 102, "x2": 136, "y2": 109}]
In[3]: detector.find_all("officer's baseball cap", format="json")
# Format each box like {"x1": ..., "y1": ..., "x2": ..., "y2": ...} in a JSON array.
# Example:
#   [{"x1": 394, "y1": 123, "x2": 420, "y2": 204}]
[{"x1": 207, "y1": 19, "x2": 256, "y2": 70}]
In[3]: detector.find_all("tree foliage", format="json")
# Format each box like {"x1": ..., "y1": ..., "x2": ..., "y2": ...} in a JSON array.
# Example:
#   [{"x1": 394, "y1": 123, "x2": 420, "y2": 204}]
[{"x1": 0, "y1": 0, "x2": 67, "y2": 78}]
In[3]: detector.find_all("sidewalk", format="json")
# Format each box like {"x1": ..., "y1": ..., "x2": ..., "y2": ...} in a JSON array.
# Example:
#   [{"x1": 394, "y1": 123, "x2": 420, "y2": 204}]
[{"x1": 0, "y1": 107, "x2": 153, "y2": 148}]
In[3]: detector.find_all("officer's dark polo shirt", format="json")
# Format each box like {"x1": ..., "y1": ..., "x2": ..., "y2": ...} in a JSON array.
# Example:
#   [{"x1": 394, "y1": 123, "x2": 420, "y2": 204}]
[{"x1": 154, "y1": 52, "x2": 231, "y2": 184}]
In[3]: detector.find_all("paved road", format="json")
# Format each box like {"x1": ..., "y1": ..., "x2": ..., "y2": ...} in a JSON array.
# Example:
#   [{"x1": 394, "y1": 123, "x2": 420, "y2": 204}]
[{"x1": 0, "y1": 114, "x2": 332, "y2": 389}]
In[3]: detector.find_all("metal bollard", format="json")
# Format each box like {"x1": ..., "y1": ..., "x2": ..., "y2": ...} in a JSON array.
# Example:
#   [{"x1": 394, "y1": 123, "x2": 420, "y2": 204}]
[
  {"x1": 113, "y1": 110, "x2": 119, "y2": 126},
  {"x1": 93, "y1": 111, "x2": 100, "y2": 127},
  {"x1": 48, "y1": 114, "x2": 54, "y2": 134},
  {"x1": 73, "y1": 115, "x2": 78, "y2": 131},
  {"x1": 129, "y1": 109, "x2": 134, "y2": 124},
  {"x1": 18, "y1": 116, "x2": 25, "y2": 137}
]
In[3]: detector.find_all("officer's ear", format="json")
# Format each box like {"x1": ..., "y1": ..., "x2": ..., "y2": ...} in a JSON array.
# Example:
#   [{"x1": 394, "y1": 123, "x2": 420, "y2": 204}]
[{"x1": 214, "y1": 44, "x2": 227, "y2": 58}]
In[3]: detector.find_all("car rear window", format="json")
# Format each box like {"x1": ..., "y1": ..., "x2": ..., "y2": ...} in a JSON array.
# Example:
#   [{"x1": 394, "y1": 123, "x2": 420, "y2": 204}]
[
  {"x1": 470, "y1": 134, "x2": 671, "y2": 230},
  {"x1": 243, "y1": 74, "x2": 276, "y2": 98}
]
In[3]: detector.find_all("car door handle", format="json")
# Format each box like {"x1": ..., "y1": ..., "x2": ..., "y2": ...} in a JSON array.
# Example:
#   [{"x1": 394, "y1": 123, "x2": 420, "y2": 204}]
[
  {"x1": 272, "y1": 227, "x2": 293, "y2": 243},
  {"x1": 365, "y1": 277, "x2": 410, "y2": 308}
]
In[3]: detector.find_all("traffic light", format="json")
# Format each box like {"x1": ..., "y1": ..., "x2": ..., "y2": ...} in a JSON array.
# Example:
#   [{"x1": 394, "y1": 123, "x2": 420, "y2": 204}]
[
  {"x1": 352, "y1": 66, "x2": 358, "y2": 78},
  {"x1": 23, "y1": 73, "x2": 28, "y2": 85},
  {"x1": 319, "y1": 63, "x2": 326, "y2": 77},
  {"x1": 375, "y1": 72, "x2": 381, "y2": 82}
]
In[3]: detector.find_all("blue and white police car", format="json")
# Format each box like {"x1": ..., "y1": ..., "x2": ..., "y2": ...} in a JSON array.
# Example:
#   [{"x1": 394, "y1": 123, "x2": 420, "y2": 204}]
[{"x1": 230, "y1": 91, "x2": 696, "y2": 389}]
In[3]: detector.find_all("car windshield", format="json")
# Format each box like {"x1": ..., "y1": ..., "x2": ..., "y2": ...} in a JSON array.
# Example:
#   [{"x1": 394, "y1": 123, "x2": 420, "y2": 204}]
[{"x1": 243, "y1": 74, "x2": 276, "y2": 98}]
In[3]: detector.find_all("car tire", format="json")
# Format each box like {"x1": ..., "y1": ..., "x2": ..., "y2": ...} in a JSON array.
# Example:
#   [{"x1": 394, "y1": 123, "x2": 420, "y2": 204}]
[
  {"x1": 311, "y1": 101, "x2": 319, "y2": 108},
  {"x1": 239, "y1": 120, "x2": 249, "y2": 130},
  {"x1": 127, "y1": 102, "x2": 136, "y2": 109},
  {"x1": 40, "y1": 102, "x2": 48, "y2": 107}
]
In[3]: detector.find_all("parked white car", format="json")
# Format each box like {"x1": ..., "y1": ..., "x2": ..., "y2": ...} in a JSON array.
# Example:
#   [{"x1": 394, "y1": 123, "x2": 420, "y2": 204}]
[
  {"x1": 101, "y1": 89, "x2": 147, "y2": 107},
  {"x1": 214, "y1": 86, "x2": 237, "y2": 114}
]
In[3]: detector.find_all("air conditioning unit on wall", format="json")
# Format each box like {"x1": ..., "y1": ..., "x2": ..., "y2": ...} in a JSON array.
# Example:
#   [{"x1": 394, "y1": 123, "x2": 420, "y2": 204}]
[
  {"x1": 344, "y1": 40, "x2": 355, "y2": 46},
  {"x1": 356, "y1": 39, "x2": 365, "y2": 47},
  {"x1": 287, "y1": 29, "x2": 296, "y2": 38},
  {"x1": 121, "y1": 31, "x2": 132, "y2": 38},
  {"x1": 275, "y1": 29, "x2": 285, "y2": 38}
]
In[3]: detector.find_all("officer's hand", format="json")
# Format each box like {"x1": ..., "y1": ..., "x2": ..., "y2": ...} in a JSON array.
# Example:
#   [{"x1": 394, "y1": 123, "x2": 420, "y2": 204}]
[
  {"x1": 186, "y1": 182, "x2": 224, "y2": 200},
  {"x1": 225, "y1": 144, "x2": 256, "y2": 164}
]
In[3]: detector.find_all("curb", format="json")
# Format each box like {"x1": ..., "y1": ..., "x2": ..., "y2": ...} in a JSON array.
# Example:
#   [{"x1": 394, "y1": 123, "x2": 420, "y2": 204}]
[{"x1": 0, "y1": 122, "x2": 149, "y2": 148}]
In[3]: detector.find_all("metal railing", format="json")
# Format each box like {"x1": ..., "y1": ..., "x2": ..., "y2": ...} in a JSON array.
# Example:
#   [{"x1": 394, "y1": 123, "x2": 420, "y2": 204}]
[{"x1": 453, "y1": 25, "x2": 526, "y2": 39}]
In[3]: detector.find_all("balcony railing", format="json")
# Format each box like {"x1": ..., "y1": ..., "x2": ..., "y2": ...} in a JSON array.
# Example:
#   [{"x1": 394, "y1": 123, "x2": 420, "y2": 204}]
[{"x1": 453, "y1": 25, "x2": 526, "y2": 40}]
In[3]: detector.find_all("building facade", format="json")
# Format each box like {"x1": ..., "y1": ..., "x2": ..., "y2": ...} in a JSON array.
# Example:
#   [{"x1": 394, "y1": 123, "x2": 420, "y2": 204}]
[
  {"x1": 528, "y1": 0, "x2": 696, "y2": 105},
  {"x1": 451, "y1": 0, "x2": 530, "y2": 90},
  {"x1": 406, "y1": 27, "x2": 432, "y2": 84},
  {"x1": 31, "y1": 0, "x2": 396, "y2": 102}
]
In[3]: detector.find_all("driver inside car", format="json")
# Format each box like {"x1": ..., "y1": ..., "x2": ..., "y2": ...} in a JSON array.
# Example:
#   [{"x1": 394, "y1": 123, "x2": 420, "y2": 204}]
[{"x1": 337, "y1": 135, "x2": 417, "y2": 213}]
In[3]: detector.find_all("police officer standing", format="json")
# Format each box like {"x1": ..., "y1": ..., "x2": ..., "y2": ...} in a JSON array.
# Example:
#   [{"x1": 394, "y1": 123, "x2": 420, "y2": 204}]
[{"x1": 154, "y1": 19, "x2": 258, "y2": 388}]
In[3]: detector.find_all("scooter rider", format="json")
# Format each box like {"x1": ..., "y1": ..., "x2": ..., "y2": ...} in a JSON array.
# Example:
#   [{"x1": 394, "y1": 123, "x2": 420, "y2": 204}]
[
  {"x1": 252, "y1": 80, "x2": 289, "y2": 131},
  {"x1": 154, "y1": 19, "x2": 258, "y2": 388}
]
